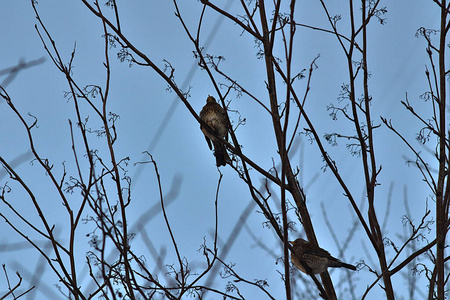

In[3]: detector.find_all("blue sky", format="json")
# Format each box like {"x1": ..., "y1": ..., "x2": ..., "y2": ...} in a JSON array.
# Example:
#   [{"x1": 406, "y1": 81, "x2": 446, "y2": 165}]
[{"x1": 0, "y1": 1, "x2": 441, "y2": 299}]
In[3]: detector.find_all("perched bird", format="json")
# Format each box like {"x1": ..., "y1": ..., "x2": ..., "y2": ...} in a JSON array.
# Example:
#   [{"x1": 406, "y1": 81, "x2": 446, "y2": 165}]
[
  {"x1": 199, "y1": 95, "x2": 229, "y2": 167},
  {"x1": 289, "y1": 238, "x2": 357, "y2": 274}
]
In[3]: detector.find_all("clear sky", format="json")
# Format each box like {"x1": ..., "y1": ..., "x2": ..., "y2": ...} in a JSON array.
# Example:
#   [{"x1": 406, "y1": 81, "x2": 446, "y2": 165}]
[{"x1": 0, "y1": 1, "x2": 441, "y2": 299}]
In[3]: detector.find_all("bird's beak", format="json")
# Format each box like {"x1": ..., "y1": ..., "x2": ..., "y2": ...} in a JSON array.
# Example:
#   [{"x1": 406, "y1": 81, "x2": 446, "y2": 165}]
[{"x1": 288, "y1": 241, "x2": 293, "y2": 245}]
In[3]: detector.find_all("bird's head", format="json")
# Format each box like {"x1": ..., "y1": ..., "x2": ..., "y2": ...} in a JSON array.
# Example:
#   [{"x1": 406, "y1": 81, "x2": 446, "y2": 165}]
[
  {"x1": 206, "y1": 95, "x2": 217, "y2": 103},
  {"x1": 289, "y1": 238, "x2": 308, "y2": 248}
]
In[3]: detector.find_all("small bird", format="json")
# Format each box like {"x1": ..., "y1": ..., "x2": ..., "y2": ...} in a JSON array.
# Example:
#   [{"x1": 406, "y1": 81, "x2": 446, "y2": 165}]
[
  {"x1": 199, "y1": 95, "x2": 229, "y2": 167},
  {"x1": 290, "y1": 238, "x2": 357, "y2": 274}
]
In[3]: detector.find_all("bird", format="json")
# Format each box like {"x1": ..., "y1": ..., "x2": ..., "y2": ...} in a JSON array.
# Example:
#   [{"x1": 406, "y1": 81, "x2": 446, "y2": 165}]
[
  {"x1": 289, "y1": 238, "x2": 357, "y2": 274},
  {"x1": 199, "y1": 95, "x2": 230, "y2": 167}
]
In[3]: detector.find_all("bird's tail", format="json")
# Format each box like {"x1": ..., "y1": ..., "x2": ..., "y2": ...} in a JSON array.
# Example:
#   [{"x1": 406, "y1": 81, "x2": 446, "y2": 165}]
[
  {"x1": 339, "y1": 261, "x2": 357, "y2": 271},
  {"x1": 213, "y1": 140, "x2": 229, "y2": 167}
]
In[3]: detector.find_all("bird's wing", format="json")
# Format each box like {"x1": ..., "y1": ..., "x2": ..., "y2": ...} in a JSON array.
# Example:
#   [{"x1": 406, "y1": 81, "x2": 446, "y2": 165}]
[{"x1": 305, "y1": 247, "x2": 336, "y2": 260}]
